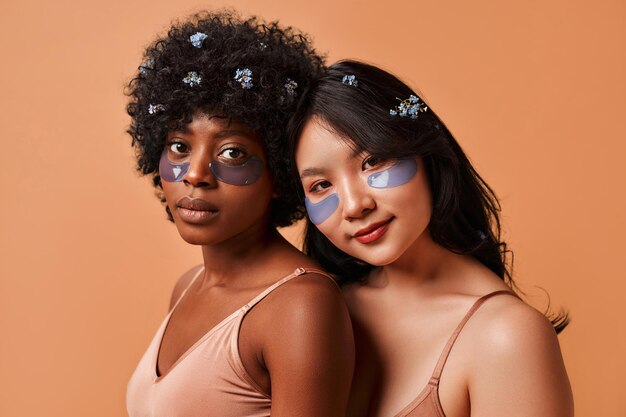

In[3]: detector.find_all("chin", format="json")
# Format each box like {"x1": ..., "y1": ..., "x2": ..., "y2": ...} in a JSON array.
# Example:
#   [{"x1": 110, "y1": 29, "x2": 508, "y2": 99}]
[
  {"x1": 179, "y1": 235, "x2": 211, "y2": 246},
  {"x1": 177, "y1": 231, "x2": 213, "y2": 246},
  {"x1": 350, "y1": 246, "x2": 403, "y2": 267},
  {"x1": 173, "y1": 223, "x2": 221, "y2": 246}
]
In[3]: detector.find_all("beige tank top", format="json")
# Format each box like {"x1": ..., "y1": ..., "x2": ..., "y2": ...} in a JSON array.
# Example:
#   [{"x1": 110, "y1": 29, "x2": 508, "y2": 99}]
[
  {"x1": 126, "y1": 267, "x2": 334, "y2": 417},
  {"x1": 394, "y1": 290, "x2": 518, "y2": 417}
]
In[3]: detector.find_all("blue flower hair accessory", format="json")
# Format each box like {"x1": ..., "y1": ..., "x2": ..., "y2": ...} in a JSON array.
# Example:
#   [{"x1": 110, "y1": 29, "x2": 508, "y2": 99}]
[
  {"x1": 183, "y1": 71, "x2": 202, "y2": 87},
  {"x1": 148, "y1": 104, "x2": 165, "y2": 114},
  {"x1": 389, "y1": 95, "x2": 428, "y2": 119},
  {"x1": 284, "y1": 78, "x2": 298, "y2": 96},
  {"x1": 189, "y1": 32, "x2": 208, "y2": 48},
  {"x1": 342, "y1": 74, "x2": 358, "y2": 87},
  {"x1": 234, "y1": 68, "x2": 253, "y2": 89}
]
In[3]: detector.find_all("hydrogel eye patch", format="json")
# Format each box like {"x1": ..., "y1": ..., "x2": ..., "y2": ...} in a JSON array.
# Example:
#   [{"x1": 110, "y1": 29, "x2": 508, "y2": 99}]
[
  {"x1": 159, "y1": 150, "x2": 263, "y2": 186},
  {"x1": 305, "y1": 193, "x2": 339, "y2": 225},
  {"x1": 367, "y1": 159, "x2": 417, "y2": 189},
  {"x1": 210, "y1": 157, "x2": 263, "y2": 185},
  {"x1": 159, "y1": 151, "x2": 189, "y2": 182}
]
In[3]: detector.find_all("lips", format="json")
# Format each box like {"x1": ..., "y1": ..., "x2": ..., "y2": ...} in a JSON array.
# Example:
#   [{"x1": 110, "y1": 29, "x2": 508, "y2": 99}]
[
  {"x1": 176, "y1": 196, "x2": 218, "y2": 211},
  {"x1": 353, "y1": 218, "x2": 393, "y2": 244},
  {"x1": 175, "y1": 196, "x2": 219, "y2": 223}
]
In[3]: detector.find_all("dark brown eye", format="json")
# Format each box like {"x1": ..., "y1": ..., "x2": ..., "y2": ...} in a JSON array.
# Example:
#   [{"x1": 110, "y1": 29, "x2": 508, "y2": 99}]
[
  {"x1": 218, "y1": 147, "x2": 247, "y2": 162},
  {"x1": 221, "y1": 148, "x2": 243, "y2": 159},
  {"x1": 169, "y1": 142, "x2": 187, "y2": 154},
  {"x1": 363, "y1": 156, "x2": 382, "y2": 169},
  {"x1": 310, "y1": 180, "x2": 332, "y2": 193}
]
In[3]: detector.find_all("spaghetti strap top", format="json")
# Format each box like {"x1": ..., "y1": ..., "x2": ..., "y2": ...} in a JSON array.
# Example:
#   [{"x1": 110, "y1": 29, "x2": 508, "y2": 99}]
[
  {"x1": 126, "y1": 267, "x2": 336, "y2": 417},
  {"x1": 395, "y1": 290, "x2": 519, "y2": 417}
]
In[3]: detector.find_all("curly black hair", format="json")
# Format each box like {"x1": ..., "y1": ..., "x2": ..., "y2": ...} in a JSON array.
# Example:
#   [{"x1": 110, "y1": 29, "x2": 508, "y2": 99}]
[{"x1": 126, "y1": 10, "x2": 325, "y2": 227}]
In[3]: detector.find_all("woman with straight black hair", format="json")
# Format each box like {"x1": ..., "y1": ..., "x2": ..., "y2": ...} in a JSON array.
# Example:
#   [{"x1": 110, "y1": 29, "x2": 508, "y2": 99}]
[{"x1": 290, "y1": 60, "x2": 573, "y2": 417}]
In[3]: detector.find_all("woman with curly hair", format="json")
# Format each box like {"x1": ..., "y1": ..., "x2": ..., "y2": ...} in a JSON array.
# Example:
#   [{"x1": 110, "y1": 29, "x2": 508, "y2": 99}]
[
  {"x1": 290, "y1": 60, "x2": 573, "y2": 417},
  {"x1": 125, "y1": 12, "x2": 353, "y2": 417}
]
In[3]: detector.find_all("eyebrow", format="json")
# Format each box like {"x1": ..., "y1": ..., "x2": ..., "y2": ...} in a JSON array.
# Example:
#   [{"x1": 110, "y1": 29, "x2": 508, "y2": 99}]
[
  {"x1": 213, "y1": 129, "x2": 255, "y2": 139},
  {"x1": 168, "y1": 128, "x2": 255, "y2": 140},
  {"x1": 299, "y1": 167, "x2": 326, "y2": 179}
]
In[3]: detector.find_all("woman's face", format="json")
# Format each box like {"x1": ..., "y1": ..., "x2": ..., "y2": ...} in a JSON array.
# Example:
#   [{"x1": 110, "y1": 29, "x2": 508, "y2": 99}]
[
  {"x1": 160, "y1": 113, "x2": 273, "y2": 246},
  {"x1": 295, "y1": 116, "x2": 432, "y2": 266}
]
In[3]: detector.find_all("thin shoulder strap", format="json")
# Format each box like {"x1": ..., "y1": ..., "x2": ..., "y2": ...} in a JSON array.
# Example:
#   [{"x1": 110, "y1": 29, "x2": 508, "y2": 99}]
[
  {"x1": 429, "y1": 290, "x2": 519, "y2": 384},
  {"x1": 242, "y1": 267, "x2": 337, "y2": 312}
]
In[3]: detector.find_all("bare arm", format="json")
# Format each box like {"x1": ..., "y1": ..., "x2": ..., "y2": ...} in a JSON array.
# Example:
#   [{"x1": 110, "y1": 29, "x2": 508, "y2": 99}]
[
  {"x1": 468, "y1": 300, "x2": 574, "y2": 417},
  {"x1": 262, "y1": 274, "x2": 355, "y2": 417}
]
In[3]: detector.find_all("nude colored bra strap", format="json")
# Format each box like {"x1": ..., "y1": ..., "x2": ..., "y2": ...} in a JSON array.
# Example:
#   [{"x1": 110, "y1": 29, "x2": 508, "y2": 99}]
[
  {"x1": 242, "y1": 267, "x2": 338, "y2": 312},
  {"x1": 429, "y1": 290, "x2": 519, "y2": 384}
]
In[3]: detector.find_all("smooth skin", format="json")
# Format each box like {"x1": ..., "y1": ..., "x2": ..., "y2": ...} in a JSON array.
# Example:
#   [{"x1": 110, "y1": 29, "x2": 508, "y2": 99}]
[
  {"x1": 296, "y1": 117, "x2": 573, "y2": 417},
  {"x1": 158, "y1": 113, "x2": 354, "y2": 417}
]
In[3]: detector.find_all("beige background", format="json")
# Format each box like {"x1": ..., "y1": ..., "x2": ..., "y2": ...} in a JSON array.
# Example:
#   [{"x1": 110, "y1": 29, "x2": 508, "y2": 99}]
[{"x1": 1, "y1": 0, "x2": 624, "y2": 416}]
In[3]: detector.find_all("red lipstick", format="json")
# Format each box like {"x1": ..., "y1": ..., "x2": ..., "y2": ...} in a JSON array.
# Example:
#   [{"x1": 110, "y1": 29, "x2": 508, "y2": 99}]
[{"x1": 353, "y1": 218, "x2": 393, "y2": 244}]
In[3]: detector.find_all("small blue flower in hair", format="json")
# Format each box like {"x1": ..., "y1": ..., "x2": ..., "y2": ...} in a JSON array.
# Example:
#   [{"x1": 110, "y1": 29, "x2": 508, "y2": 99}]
[
  {"x1": 148, "y1": 104, "x2": 165, "y2": 114},
  {"x1": 284, "y1": 78, "x2": 298, "y2": 96},
  {"x1": 189, "y1": 32, "x2": 209, "y2": 48},
  {"x1": 234, "y1": 68, "x2": 254, "y2": 89},
  {"x1": 183, "y1": 71, "x2": 202, "y2": 87},
  {"x1": 342, "y1": 74, "x2": 358, "y2": 87},
  {"x1": 389, "y1": 94, "x2": 428, "y2": 119}
]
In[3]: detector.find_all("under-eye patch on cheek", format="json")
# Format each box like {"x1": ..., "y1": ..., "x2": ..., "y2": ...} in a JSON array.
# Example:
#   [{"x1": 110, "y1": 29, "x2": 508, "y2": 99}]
[
  {"x1": 305, "y1": 193, "x2": 339, "y2": 225},
  {"x1": 158, "y1": 150, "x2": 264, "y2": 186},
  {"x1": 159, "y1": 150, "x2": 189, "y2": 182},
  {"x1": 367, "y1": 158, "x2": 418, "y2": 189},
  {"x1": 210, "y1": 157, "x2": 263, "y2": 185}
]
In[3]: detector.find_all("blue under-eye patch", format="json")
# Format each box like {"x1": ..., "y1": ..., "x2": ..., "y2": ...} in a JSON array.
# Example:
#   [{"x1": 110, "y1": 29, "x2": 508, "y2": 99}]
[
  {"x1": 159, "y1": 151, "x2": 190, "y2": 182},
  {"x1": 305, "y1": 193, "x2": 339, "y2": 225},
  {"x1": 367, "y1": 159, "x2": 417, "y2": 189}
]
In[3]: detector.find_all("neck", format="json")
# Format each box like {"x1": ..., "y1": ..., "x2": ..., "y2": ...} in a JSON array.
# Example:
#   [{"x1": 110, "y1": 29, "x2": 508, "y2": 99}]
[
  {"x1": 199, "y1": 223, "x2": 281, "y2": 286},
  {"x1": 373, "y1": 231, "x2": 456, "y2": 289}
]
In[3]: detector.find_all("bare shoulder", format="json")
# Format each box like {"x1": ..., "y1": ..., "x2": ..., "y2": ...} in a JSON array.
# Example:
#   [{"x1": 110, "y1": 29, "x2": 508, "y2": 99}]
[
  {"x1": 255, "y1": 271, "x2": 354, "y2": 417},
  {"x1": 462, "y1": 293, "x2": 574, "y2": 417},
  {"x1": 168, "y1": 264, "x2": 203, "y2": 310},
  {"x1": 468, "y1": 294, "x2": 560, "y2": 356},
  {"x1": 263, "y1": 271, "x2": 346, "y2": 322},
  {"x1": 256, "y1": 270, "x2": 353, "y2": 354}
]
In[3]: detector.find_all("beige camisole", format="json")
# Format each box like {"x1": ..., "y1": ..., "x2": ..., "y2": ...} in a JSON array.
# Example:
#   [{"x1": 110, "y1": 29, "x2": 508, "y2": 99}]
[{"x1": 126, "y1": 267, "x2": 334, "y2": 417}]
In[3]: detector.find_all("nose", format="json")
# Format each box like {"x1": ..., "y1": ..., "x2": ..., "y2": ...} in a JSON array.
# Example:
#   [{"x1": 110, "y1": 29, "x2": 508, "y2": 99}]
[
  {"x1": 340, "y1": 178, "x2": 375, "y2": 220},
  {"x1": 182, "y1": 152, "x2": 216, "y2": 188}
]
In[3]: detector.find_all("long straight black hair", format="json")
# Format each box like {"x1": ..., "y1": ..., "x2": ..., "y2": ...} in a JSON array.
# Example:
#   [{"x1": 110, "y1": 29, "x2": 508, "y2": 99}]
[{"x1": 288, "y1": 60, "x2": 568, "y2": 333}]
